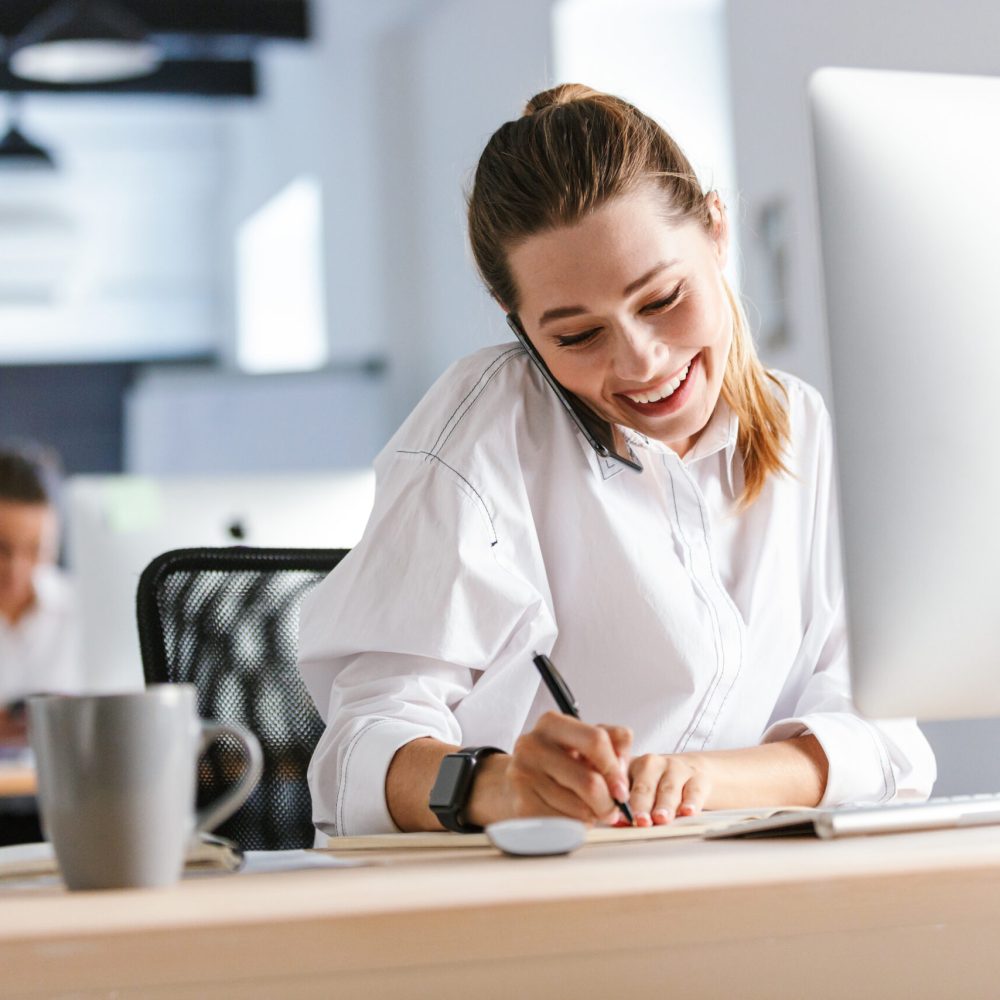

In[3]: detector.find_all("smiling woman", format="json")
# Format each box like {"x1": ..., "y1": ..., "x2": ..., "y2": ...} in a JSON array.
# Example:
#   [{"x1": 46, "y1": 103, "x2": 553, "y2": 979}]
[
  {"x1": 470, "y1": 84, "x2": 788, "y2": 505},
  {"x1": 298, "y1": 84, "x2": 936, "y2": 840}
]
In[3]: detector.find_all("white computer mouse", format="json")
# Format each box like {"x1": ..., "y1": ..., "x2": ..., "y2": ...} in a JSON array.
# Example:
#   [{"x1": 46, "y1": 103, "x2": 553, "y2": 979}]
[{"x1": 485, "y1": 817, "x2": 587, "y2": 857}]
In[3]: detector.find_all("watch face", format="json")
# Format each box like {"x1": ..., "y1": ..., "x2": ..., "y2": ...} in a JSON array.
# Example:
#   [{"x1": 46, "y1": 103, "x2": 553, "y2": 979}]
[{"x1": 429, "y1": 755, "x2": 473, "y2": 810}]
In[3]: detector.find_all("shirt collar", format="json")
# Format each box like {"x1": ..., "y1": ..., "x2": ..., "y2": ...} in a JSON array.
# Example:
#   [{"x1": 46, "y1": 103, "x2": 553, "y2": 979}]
[
  {"x1": 684, "y1": 397, "x2": 739, "y2": 466},
  {"x1": 614, "y1": 399, "x2": 741, "y2": 496},
  {"x1": 29, "y1": 565, "x2": 71, "y2": 616}
]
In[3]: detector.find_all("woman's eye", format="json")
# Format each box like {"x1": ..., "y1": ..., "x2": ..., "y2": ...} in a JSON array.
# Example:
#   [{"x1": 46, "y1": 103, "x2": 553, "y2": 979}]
[
  {"x1": 641, "y1": 284, "x2": 684, "y2": 314},
  {"x1": 555, "y1": 328, "x2": 600, "y2": 348}
]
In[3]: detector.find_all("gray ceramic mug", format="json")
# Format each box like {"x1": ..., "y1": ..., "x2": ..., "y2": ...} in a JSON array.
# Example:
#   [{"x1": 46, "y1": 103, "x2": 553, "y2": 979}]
[{"x1": 28, "y1": 685, "x2": 263, "y2": 891}]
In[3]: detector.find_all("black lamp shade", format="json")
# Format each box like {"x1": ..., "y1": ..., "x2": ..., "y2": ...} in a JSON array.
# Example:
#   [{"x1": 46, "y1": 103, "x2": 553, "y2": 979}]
[{"x1": 0, "y1": 123, "x2": 56, "y2": 170}]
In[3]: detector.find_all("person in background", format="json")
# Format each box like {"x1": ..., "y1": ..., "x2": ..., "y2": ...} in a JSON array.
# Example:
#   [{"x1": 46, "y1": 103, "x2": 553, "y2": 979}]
[
  {"x1": 299, "y1": 84, "x2": 935, "y2": 837},
  {"x1": 0, "y1": 447, "x2": 81, "y2": 747}
]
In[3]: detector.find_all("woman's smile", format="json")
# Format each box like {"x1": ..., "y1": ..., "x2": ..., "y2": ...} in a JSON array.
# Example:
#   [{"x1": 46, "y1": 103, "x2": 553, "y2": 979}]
[{"x1": 615, "y1": 352, "x2": 700, "y2": 418}]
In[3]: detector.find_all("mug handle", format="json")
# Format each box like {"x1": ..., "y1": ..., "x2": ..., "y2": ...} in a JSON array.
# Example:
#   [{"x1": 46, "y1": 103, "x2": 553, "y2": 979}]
[{"x1": 194, "y1": 721, "x2": 264, "y2": 834}]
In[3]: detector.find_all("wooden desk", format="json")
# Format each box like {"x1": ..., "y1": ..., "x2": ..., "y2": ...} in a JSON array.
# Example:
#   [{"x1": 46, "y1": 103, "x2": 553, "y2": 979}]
[{"x1": 4, "y1": 826, "x2": 1000, "y2": 999}]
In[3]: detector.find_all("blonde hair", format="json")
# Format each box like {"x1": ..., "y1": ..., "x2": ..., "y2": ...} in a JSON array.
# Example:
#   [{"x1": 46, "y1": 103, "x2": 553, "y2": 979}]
[{"x1": 467, "y1": 83, "x2": 789, "y2": 507}]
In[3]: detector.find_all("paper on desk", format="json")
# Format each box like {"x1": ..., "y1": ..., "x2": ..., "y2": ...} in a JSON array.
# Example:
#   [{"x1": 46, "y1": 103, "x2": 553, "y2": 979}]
[
  {"x1": 317, "y1": 808, "x2": 787, "y2": 852},
  {"x1": 0, "y1": 842, "x2": 54, "y2": 881},
  {"x1": 0, "y1": 838, "x2": 245, "y2": 883},
  {"x1": 241, "y1": 850, "x2": 366, "y2": 874},
  {"x1": 0, "y1": 842, "x2": 369, "y2": 886}
]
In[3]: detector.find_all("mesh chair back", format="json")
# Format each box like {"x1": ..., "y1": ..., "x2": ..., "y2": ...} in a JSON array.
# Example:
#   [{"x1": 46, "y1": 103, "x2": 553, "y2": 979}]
[{"x1": 136, "y1": 547, "x2": 346, "y2": 850}]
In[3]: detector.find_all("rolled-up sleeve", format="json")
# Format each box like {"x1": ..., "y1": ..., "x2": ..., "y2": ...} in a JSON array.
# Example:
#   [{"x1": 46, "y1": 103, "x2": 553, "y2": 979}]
[
  {"x1": 762, "y1": 404, "x2": 936, "y2": 806},
  {"x1": 298, "y1": 452, "x2": 553, "y2": 836},
  {"x1": 762, "y1": 598, "x2": 937, "y2": 805},
  {"x1": 306, "y1": 653, "x2": 468, "y2": 836}
]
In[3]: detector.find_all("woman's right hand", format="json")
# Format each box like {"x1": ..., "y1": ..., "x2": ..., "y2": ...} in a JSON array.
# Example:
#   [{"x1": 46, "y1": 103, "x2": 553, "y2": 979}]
[{"x1": 466, "y1": 710, "x2": 632, "y2": 827}]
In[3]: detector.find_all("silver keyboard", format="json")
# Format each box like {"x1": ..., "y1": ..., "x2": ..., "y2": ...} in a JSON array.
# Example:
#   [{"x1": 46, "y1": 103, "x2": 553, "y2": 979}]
[{"x1": 709, "y1": 793, "x2": 1000, "y2": 840}]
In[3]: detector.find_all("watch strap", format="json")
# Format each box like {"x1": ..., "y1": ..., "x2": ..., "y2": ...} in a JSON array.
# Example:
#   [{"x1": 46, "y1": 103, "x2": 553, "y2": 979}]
[{"x1": 430, "y1": 745, "x2": 503, "y2": 833}]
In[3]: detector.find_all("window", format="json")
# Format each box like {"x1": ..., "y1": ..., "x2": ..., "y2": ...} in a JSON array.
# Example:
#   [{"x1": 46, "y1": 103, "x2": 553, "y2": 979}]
[{"x1": 235, "y1": 175, "x2": 327, "y2": 373}]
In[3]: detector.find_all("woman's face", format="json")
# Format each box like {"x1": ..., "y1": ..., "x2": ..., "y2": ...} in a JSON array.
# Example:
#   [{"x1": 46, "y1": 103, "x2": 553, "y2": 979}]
[
  {"x1": 507, "y1": 184, "x2": 732, "y2": 458},
  {"x1": 0, "y1": 500, "x2": 54, "y2": 618}
]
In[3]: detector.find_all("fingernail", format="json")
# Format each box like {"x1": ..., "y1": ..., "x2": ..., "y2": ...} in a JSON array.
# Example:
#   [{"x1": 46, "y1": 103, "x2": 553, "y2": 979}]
[
  {"x1": 652, "y1": 808, "x2": 671, "y2": 824},
  {"x1": 636, "y1": 812, "x2": 652, "y2": 827},
  {"x1": 612, "y1": 779, "x2": 630, "y2": 802}
]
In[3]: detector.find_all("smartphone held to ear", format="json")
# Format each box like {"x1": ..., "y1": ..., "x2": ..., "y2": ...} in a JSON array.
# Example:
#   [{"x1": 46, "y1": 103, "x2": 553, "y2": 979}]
[{"x1": 506, "y1": 314, "x2": 643, "y2": 472}]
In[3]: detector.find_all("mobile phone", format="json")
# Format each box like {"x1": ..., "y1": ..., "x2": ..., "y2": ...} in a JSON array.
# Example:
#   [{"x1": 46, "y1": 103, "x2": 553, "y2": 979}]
[{"x1": 506, "y1": 313, "x2": 643, "y2": 472}]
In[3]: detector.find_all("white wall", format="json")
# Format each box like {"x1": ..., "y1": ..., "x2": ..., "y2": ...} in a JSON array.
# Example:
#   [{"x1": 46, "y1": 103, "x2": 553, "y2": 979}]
[
  {"x1": 375, "y1": 0, "x2": 558, "y2": 428},
  {"x1": 219, "y1": 0, "x2": 428, "y2": 371},
  {"x1": 726, "y1": 0, "x2": 1000, "y2": 398},
  {"x1": 124, "y1": 366, "x2": 388, "y2": 474},
  {"x1": 127, "y1": 0, "x2": 430, "y2": 471},
  {"x1": 127, "y1": 0, "x2": 560, "y2": 469},
  {"x1": 0, "y1": 98, "x2": 225, "y2": 363},
  {"x1": 726, "y1": 0, "x2": 1000, "y2": 793}
]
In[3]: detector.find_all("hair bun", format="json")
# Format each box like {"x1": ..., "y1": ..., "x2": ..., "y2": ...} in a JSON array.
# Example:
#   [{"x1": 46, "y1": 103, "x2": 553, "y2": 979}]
[{"x1": 522, "y1": 83, "x2": 600, "y2": 116}]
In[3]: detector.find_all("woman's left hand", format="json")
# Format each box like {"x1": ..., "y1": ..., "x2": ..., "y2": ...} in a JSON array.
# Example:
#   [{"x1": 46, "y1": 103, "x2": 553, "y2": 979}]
[{"x1": 626, "y1": 753, "x2": 712, "y2": 826}]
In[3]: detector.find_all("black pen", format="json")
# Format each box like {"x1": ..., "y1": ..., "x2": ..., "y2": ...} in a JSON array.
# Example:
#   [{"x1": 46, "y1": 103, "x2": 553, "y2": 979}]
[{"x1": 532, "y1": 652, "x2": 635, "y2": 826}]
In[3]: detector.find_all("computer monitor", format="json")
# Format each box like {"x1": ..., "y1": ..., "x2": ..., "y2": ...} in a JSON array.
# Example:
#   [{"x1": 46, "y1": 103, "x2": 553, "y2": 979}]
[
  {"x1": 810, "y1": 67, "x2": 1000, "y2": 720},
  {"x1": 66, "y1": 471, "x2": 375, "y2": 693}
]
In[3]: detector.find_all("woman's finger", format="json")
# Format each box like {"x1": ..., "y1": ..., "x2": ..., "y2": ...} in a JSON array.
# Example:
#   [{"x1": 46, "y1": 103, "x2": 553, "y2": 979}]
[
  {"x1": 627, "y1": 754, "x2": 666, "y2": 826},
  {"x1": 515, "y1": 736, "x2": 615, "y2": 817},
  {"x1": 650, "y1": 761, "x2": 691, "y2": 824},
  {"x1": 533, "y1": 711, "x2": 630, "y2": 802},
  {"x1": 599, "y1": 723, "x2": 633, "y2": 763},
  {"x1": 676, "y1": 774, "x2": 711, "y2": 818},
  {"x1": 514, "y1": 771, "x2": 602, "y2": 823}
]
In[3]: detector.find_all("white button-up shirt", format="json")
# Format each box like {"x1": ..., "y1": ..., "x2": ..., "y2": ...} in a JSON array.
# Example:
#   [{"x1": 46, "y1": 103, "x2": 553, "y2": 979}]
[
  {"x1": 299, "y1": 343, "x2": 935, "y2": 836},
  {"x1": 0, "y1": 565, "x2": 82, "y2": 705}
]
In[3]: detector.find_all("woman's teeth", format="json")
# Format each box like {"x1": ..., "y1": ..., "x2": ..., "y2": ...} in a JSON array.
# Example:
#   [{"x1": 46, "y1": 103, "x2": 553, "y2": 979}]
[{"x1": 627, "y1": 362, "x2": 691, "y2": 404}]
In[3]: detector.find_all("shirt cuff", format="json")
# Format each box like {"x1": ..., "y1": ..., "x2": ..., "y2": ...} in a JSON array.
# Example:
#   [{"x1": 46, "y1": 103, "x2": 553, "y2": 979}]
[
  {"x1": 334, "y1": 718, "x2": 447, "y2": 837},
  {"x1": 762, "y1": 712, "x2": 894, "y2": 807}
]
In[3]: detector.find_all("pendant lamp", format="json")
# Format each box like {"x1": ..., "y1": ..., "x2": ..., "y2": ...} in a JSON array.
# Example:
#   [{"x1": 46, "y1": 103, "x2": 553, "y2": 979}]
[
  {"x1": 9, "y1": 0, "x2": 163, "y2": 84},
  {"x1": 0, "y1": 98, "x2": 55, "y2": 171}
]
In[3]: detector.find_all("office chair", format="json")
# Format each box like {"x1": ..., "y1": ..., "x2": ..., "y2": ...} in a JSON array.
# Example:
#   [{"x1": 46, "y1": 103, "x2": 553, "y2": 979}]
[{"x1": 136, "y1": 547, "x2": 347, "y2": 850}]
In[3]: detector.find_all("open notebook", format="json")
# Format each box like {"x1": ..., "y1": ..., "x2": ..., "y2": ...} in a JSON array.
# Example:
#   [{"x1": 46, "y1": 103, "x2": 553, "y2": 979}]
[
  {"x1": 318, "y1": 795, "x2": 1000, "y2": 850},
  {"x1": 316, "y1": 807, "x2": 788, "y2": 851}
]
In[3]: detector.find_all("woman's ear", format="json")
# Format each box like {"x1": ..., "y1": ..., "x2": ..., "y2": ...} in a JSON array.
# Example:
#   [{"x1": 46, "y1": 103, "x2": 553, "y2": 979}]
[{"x1": 705, "y1": 191, "x2": 729, "y2": 268}]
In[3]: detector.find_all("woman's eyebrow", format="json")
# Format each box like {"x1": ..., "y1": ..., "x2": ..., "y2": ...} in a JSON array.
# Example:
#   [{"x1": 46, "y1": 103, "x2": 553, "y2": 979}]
[
  {"x1": 539, "y1": 305, "x2": 588, "y2": 326},
  {"x1": 538, "y1": 260, "x2": 679, "y2": 327},
  {"x1": 623, "y1": 260, "x2": 678, "y2": 296}
]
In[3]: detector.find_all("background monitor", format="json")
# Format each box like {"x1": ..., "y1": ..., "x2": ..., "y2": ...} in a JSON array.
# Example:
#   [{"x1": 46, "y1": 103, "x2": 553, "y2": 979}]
[
  {"x1": 66, "y1": 471, "x2": 375, "y2": 693},
  {"x1": 810, "y1": 67, "x2": 1000, "y2": 720}
]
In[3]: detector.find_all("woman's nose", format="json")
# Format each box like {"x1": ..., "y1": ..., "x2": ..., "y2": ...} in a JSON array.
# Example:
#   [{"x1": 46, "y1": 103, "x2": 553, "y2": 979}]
[{"x1": 612, "y1": 323, "x2": 665, "y2": 382}]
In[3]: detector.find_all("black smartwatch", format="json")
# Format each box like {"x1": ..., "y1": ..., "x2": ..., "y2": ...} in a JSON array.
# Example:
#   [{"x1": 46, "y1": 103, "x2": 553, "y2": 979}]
[{"x1": 428, "y1": 746, "x2": 504, "y2": 833}]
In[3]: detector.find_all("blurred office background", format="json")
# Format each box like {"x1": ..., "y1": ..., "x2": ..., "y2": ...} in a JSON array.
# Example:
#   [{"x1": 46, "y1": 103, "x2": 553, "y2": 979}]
[{"x1": 0, "y1": 0, "x2": 997, "y2": 791}]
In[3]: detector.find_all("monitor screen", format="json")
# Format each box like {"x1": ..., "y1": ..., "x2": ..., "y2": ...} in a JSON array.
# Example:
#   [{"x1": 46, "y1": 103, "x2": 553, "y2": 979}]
[
  {"x1": 810, "y1": 67, "x2": 1000, "y2": 720},
  {"x1": 66, "y1": 470, "x2": 375, "y2": 693}
]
